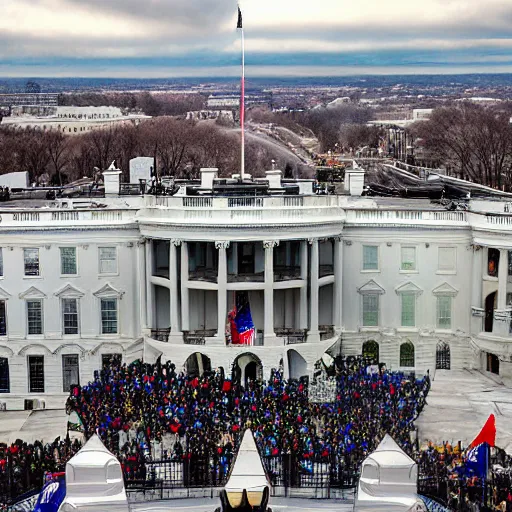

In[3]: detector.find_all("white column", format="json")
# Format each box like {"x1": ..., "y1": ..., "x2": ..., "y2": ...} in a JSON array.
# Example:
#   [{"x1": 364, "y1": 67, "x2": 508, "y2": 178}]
[
  {"x1": 145, "y1": 239, "x2": 154, "y2": 331},
  {"x1": 309, "y1": 238, "x2": 320, "y2": 342},
  {"x1": 299, "y1": 240, "x2": 308, "y2": 330},
  {"x1": 181, "y1": 242, "x2": 189, "y2": 332},
  {"x1": 215, "y1": 241, "x2": 230, "y2": 344},
  {"x1": 498, "y1": 248, "x2": 509, "y2": 310},
  {"x1": 264, "y1": 240, "x2": 279, "y2": 344},
  {"x1": 334, "y1": 236, "x2": 343, "y2": 329},
  {"x1": 470, "y1": 245, "x2": 484, "y2": 334},
  {"x1": 169, "y1": 239, "x2": 182, "y2": 341},
  {"x1": 137, "y1": 239, "x2": 148, "y2": 333}
]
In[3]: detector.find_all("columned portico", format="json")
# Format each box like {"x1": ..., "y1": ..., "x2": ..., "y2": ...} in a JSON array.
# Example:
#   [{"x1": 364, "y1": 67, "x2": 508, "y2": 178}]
[
  {"x1": 169, "y1": 239, "x2": 182, "y2": 341},
  {"x1": 300, "y1": 240, "x2": 308, "y2": 330},
  {"x1": 145, "y1": 239, "x2": 154, "y2": 333},
  {"x1": 333, "y1": 236, "x2": 343, "y2": 329},
  {"x1": 215, "y1": 241, "x2": 230, "y2": 345},
  {"x1": 264, "y1": 240, "x2": 279, "y2": 345},
  {"x1": 309, "y1": 238, "x2": 320, "y2": 342},
  {"x1": 180, "y1": 242, "x2": 189, "y2": 332}
]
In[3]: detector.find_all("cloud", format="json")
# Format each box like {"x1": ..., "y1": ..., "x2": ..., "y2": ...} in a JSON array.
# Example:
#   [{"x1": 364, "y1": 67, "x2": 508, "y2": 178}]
[{"x1": 2, "y1": 0, "x2": 512, "y2": 76}]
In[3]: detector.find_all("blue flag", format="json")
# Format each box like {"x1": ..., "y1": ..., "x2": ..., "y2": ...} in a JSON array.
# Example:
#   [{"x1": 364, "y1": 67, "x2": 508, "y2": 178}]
[
  {"x1": 465, "y1": 442, "x2": 488, "y2": 478},
  {"x1": 33, "y1": 477, "x2": 66, "y2": 512}
]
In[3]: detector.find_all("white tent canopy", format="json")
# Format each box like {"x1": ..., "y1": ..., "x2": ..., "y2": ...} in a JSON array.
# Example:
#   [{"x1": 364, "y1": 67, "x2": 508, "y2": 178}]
[
  {"x1": 58, "y1": 434, "x2": 129, "y2": 512},
  {"x1": 355, "y1": 434, "x2": 426, "y2": 511}
]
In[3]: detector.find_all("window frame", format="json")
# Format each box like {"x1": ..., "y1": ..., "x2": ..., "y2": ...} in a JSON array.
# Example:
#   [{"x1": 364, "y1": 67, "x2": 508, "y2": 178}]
[
  {"x1": 28, "y1": 355, "x2": 45, "y2": 393},
  {"x1": 400, "y1": 292, "x2": 416, "y2": 328},
  {"x1": 23, "y1": 248, "x2": 40, "y2": 277},
  {"x1": 400, "y1": 246, "x2": 417, "y2": 272},
  {"x1": 62, "y1": 354, "x2": 80, "y2": 392},
  {"x1": 399, "y1": 342, "x2": 415, "y2": 368},
  {"x1": 437, "y1": 247, "x2": 457, "y2": 275},
  {"x1": 100, "y1": 298, "x2": 118, "y2": 335},
  {"x1": 0, "y1": 300, "x2": 6, "y2": 337},
  {"x1": 26, "y1": 299, "x2": 43, "y2": 336},
  {"x1": 98, "y1": 246, "x2": 118, "y2": 275},
  {"x1": 62, "y1": 298, "x2": 80, "y2": 336},
  {"x1": 362, "y1": 245, "x2": 379, "y2": 272},
  {"x1": 362, "y1": 294, "x2": 379, "y2": 327},
  {"x1": 436, "y1": 295, "x2": 452, "y2": 329},
  {"x1": 60, "y1": 247, "x2": 78, "y2": 276}
]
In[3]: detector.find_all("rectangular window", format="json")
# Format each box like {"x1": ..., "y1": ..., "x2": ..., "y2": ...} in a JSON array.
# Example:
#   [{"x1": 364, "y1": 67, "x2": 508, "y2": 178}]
[
  {"x1": 438, "y1": 247, "x2": 456, "y2": 273},
  {"x1": 362, "y1": 245, "x2": 379, "y2": 271},
  {"x1": 0, "y1": 301, "x2": 6, "y2": 336},
  {"x1": 60, "y1": 247, "x2": 77, "y2": 275},
  {"x1": 27, "y1": 300, "x2": 43, "y2": 335},
  {"x1": 24, "y1": 248, "x2": 40, "y2": 276},
  {"x1": 101, "y1": 299, "x2": 118, "y2": 334},
  {"x1": 401, "y1": 247, "x2": 416, "y2": 271},
  {"x1": 362, "y1": 294, "x2": 379, "y2": 326},
  {"x1": 508, "y1": 251, "x2": 512, "y2": 277},
  {"x1": 401, "y1": 293, "x2": 416, "y2": 327},
  {"x1": 0, "y1": 248, "x2": 3, "y2": 277},
  {"x1": 62, "y1": 354, "x2": 79, "y2": 392},
  {"x1": 102, "y1": 353, "x2": 122, "y2": 369},
  {"x1": 28, "y1": 355, "x2": 44, "y2": 393},
  {"x1": 437, "y1": 296, "x2": 452, "y2": 329},
  {"x1": 62, "y1": 298, "x2": 79, "y2": 335},
  {"x1": 99, "y1": 247, "x2": 117, "y2": 274}
]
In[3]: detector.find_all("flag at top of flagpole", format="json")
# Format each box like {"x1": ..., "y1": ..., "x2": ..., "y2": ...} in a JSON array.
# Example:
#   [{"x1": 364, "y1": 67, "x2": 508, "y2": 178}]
[
  {"x1": 237, "y1": 6, "x2": 243, "y2": 29},
  {"x1": 469, "y1": 413, "x2": 496, "y2": 448}
]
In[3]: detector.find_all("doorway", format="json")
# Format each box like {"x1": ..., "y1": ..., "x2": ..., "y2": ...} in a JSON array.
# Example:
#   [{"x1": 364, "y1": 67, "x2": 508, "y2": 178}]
[
  {"x1": 485, "y1": 292, "x2": 497, "y2": 333},
  {"x1": 486, "y1": 353, "x2": 500, "y2": 375}
]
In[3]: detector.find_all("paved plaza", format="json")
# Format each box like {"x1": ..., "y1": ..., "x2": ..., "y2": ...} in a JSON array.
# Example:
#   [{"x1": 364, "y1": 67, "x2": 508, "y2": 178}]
[{"x1": 416, "y1": 369, "x2": 512, "y2": 452}]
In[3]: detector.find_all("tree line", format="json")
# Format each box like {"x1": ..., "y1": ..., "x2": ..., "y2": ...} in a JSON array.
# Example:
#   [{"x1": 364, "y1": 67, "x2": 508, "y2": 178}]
[
  {"x1": 411, "y1": 103, "x2": 512, "y2": 190},
  {"x1": 0, "y1": 117, "x2": 309, "y2": 185}
]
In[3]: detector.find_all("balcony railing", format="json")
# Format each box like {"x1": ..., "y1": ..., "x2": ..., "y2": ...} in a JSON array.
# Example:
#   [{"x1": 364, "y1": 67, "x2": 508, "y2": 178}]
[
  {"x1": 189, "y1": 268, "x2": 218, "y2": 283},
  {"x1": 274, "y1": 265, "x2": 301, "y2": 281},
  {"x1": 319, "y1": 264, "x2": 334, "y2": 278},
  {"x1": 276, "y1": 328, "x2": 308, "y2": 345},
  {"x1": 228, "y1": 272, "x2": 265, "y2": 283},
  {"x1": 319, "y1": 325, "x2": 335, "y2": 340},
  {"x1": 183, "y1": 330, "x2": 215, "y2": 345},
  {"x1": 226, "y1": 330, "x2": 264, "y2": 346},
  {"x1": 153, "y1": 266, "x2": 170, "y2": 279},
  {"x1": 150, "y1": 328, "x2": 170, "y2": 342}
]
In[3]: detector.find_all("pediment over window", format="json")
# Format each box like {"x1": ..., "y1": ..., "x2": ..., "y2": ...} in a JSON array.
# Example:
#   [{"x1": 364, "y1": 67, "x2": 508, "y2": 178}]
[
  {"x1": 19, "y1": 286, "x2": 47, "y2": 300},
  {"x1": 93, "y1": 283, "x2": 124, "y2": 299},
  {"x1": 54, "y1": 284, "x2": 85, "y2": 299},
  {"x1": 432, "y1": 282, "x2": 458, "y2": 297},
  {"x1": 395, "y1": 281, "x2": 423, "y2": 295},
  {"x1": 358, "y1": 279, "x2": 385, "y2": 295},
  {"x1": 0, "y1": 286, "x2": 11, "y2": 299}
]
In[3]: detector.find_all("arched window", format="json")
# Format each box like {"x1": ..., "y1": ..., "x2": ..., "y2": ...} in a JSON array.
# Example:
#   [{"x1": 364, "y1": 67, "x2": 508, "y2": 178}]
[
  {"x1": 362, "y1": 340, "x2": 379, "y2": 363},
  {"x1": 436, "y1": 342, "x2": 450, "y2": 370},
  {"x1": 400, "y1": 341, "x2": 415, "y2": 367}
]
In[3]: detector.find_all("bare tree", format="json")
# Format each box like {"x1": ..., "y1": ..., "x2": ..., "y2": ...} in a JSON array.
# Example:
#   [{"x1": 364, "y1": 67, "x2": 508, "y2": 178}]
[{"x1": 46, "y1": 131, "x2": 69, "y2": 185}]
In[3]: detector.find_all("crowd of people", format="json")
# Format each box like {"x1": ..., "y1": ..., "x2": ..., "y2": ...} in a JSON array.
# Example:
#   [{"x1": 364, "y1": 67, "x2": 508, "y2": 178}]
[
  {"x1": 2, "y1": 354, "x2": 511, "y2": 511},
  {"x1": 65, "y1": 356, "x2": 429, "y2": 468}
]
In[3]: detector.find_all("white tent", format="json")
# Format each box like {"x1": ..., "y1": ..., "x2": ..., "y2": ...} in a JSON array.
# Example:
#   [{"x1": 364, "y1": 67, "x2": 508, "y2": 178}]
[
  {"x1": 354, "y1": 434, "x2": 427, "y2": 511},
  {"x1": 224, "y1": 429, "x2": 270, "y2": 509},
  {"x1": 58, "y1": 435, "x2": 129, "y2": 512}
]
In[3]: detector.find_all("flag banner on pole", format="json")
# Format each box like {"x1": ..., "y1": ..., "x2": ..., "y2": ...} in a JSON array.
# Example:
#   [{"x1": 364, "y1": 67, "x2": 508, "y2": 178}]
[
  {"x1": 469, "y1": 413, "x2": 496, "y2": 448},
  {"x1": 465, "y1": 443, "x2": 488, "y2": 478},
  {"x1": 237, "y1": 6, "x2": 243, "y2": 29},
  {"x1": 229, "y1": 295, "x2": 255, "y2": 345}
]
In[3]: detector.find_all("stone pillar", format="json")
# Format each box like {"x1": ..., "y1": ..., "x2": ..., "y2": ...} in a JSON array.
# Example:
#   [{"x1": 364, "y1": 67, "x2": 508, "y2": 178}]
[
  {"x1": 137, "y1": 239, "x2": 148, "y2": 333},
  {"x1": 181, "y1": 242, "x2": 189, "y2": 332},
  {"x1": 214, "y1": 241, "x2": 230, "y2": 345},
  {"x1": 300, "y1": 240, "x2": 308, "y2": 330},
  {"x1": 498, "y1": 248, "x2": 509, "y2": 310},
  {"x1": 264, "y1": 241, "x2": 279, "y2": 345},
  {"x1": 169, "y1": 239, "x2": 182, "y2": 341},
  {"x1": 470, "y1": 246, "x2": 484, "y2": 334},
  {"x1": 334, "y1": 236, "x2": 343, "y2": 329},
  {"x1": 309, "y1": 238, "x2": 320, "y2": 342},
  {"x1": 145, "y1": 239, "x2": 154, "y2": 332}
]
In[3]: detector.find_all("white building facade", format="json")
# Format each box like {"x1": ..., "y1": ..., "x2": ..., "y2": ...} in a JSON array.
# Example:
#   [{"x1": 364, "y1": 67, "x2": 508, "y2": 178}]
[{"x1": 0, "y1": 176, "x2": 511, "y2": 409}]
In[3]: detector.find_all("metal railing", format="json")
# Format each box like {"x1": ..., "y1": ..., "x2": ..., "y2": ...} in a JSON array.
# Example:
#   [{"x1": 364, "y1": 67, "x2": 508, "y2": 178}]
[
  {"x1": 319, "y1": 264, "x2": 334, "y2": 278},
  {"x1": 274, "y1": 266, "x2": 301, "y2": 281},
  {"x1": 150, "y1": 328, "x2": 170, "y2": 342},
  {"x1": 227, "y1": 272, "x2": 265, "y2": 283},
  {"x1": 319, "y1": 325, "x2": 335, "y2": 341},
  {"x1": 189, "y1": 268, "x2": 218, "y2": 283},
  {"x1": 276, "y1": 328, "x2": 308, "y2": 345}
]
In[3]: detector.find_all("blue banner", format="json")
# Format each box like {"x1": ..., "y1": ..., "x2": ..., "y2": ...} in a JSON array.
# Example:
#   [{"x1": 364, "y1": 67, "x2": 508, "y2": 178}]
[
  {"x1": 465, "y1": 442, "x2": 488, "y2": 478},
  {"x1": 33, "y1": 478, "x2": 66, "y2": 512}
]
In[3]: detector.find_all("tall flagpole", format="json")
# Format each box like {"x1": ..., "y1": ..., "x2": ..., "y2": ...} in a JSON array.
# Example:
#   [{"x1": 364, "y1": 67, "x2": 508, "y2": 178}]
[{"x1": 238, "y1": 5, "x2": 245, "y2": 181}]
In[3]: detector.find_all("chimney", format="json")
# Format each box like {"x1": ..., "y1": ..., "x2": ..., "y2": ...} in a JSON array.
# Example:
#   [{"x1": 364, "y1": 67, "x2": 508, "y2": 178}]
[
  {"x1": 200, "y1": 168, "x2": 218, "y2": 189},
  {"x1": 102, "y1": 161, "x2": 122, "y2": 195},
  {"x1": 266, "y1": 169, "x2": 282, "y2": 189}
]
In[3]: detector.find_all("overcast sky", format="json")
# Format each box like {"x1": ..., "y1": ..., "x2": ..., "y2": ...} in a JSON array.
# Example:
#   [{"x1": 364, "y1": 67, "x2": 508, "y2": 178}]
[{"x1": 3, "y1": 0, "x2": 512, "y2": 77}]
